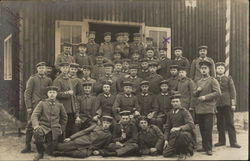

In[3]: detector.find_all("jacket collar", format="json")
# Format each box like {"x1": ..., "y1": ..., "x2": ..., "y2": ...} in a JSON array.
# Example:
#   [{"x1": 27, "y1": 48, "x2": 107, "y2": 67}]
[
  {"x1": 161, "y1": 92, "x2": 169, "y2": 96},
  {"x1": 124, "y1": 93, "x2": 132, "y2": 98}
]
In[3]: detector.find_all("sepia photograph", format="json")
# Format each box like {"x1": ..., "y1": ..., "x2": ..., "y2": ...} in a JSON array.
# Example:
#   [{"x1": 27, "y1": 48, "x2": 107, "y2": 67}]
[{"x1": 0, "y1": 0, "x2": 249, "y2": 160}]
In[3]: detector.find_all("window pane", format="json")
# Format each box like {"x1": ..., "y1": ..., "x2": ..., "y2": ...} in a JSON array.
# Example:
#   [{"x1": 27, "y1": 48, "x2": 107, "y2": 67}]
[
  {"x1": 149, "y1": 30, "x2": 158, "y2": 47},
  {"x1": 61, "y1": 25, "x2": 71, "y2": 43},
  {"x1": 72, "y1": 26, "x2": 82, "y2": 44},
  {"x1": 159, "y1": 31, "x2": 168, "y2": 48},
  {"x1": 4, "y1": 35, "x2": 12, "y2": 80}
]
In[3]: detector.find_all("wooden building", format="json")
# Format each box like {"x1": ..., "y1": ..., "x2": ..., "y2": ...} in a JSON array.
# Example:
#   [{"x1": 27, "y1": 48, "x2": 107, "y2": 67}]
[{"x1": 0, "y1": 0, "x2": 249, "y2": 121}]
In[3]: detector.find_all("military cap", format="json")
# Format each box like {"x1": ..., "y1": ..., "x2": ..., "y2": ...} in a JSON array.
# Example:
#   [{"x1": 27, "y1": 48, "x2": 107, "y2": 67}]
[
  {"x1": 96, "y1": 52, "x2": 104, "y2": 58},
  {"x1": 82, "y1": 82, "x2": 92, "y2": 87},
  {"x1": 104, "y1": 32, "x2": 111, "y2": 37},
  {"x1": 199, "y1": 60, "x2": 211, "y2": 67},
  {"x1": 61, "y1": 42, "x2": 72, "y2": 47},
  {"x1": 140, "y1": 58, "x2": 148, "y2": 62},
  {"x1": 103, "y1": 63, "x2": 114, "y2": 67},
  {"x1": 146, "y1": 37, "x2": 153, "y2": 41},
  {"x1": 159, "y1": 46, "x2": 167, "y2": 51},
  {"x1": 129, "y1": 64, "x2": 139, "y2": 69},
  {"x1": 198, "y1": 45, "x2": 208, "y2": 50},
  {"x1": 133, "y1": 33, "x2": 141, "y2": 37},
  {"x1": 140, "y1": 80, "x2": 149, "y2": 86},
  {"x1": 146, "y1": 47, "x2": 155, "y2": 51},
  {"x1": 148, "y1": 61, "x2": 158, "y2": 67},
  {"x1": 113, "y1": 59, "x2": 123, "y2": 64},
  {"x1": 82, "y1": 65, "x2": 92, "y2": 70},
  {"x1": 119, "y1": 110, "x2": 131, "y2": 116},
  {"x1": 170, "y1": 93, "x2": 182, "y2": 100},
  {"x1": 36, "y1": 62, "x2": 46, "y2": 67},
  {"x1": 123, "y1": 32, "x2": 129, "y2": 36},
  {"x1": 160, "y1": 80, "x2": 169, "y2": 86},
  {"x1": 122, "y1": 58, "x2": 131, "y2": 63},
  {"x1": 169, "y1": 64, "x2": 179, "y2": 70},
  {"x1": 77, "y1": 43, "x2": 87, "y2": 48},
  {"x1": 138, "y1": 116, "x2": 149, "y2": 123},
  {"x1": 88, "y1": 31, "x2": 96, "y2": 35},
  {"x1": 101, "y1": 115, "x2": 113, "y2": 122},
  {"x1": 173, "y1": 46, "x2": 183, "y2": 50},
  {"x1": 59, "y1": 62, "x2": 69, "y2": 67},
  {"x1": 115, "y1": 32, "x2": 123, "y2": 37},
  {"x1": 215, "y1": 62, "x2": 226, "y2": 67},
  {"x1": 178, "y1": 66, "x2": 189, "y2": 71},
  {"x1": 46, "y1": 86, "x2": 59, "y2": 92},
  {"x1": 123, "y1": 81, "x2": 133, "y2": 87},
  {"x1": 69, "y1": 63, "x2": 79, "y2": 68},
  {"x1": 102, "y1": 80, "x2": 112, "y2": 86}
]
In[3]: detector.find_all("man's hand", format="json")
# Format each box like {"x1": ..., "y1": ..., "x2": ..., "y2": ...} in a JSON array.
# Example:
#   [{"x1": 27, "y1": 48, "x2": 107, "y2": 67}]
[
  {"x1": 121, "y1": 132, "x2": 126, "y2": 139},
  {"x1": 93, "y1": 150, "x2": 100, "y2": 155},
  {"x1": 64, "y1": 138, "x2": 71, "y2": 142},
  {"x1": 231, "y1": 105, "x2": 236, "y2": 111},
  {"x1": 147, "y1": 112, "x2": 154, "y2": 119},
  {"x1": 27, "y1": 108, "x2": 33, "y2": 114},
  {"x1": 170, "y1": 127, "x2": 181, "y2": 133},
  {"x1": 68, "y1": 90, "x2": 74, "y2": 95},
  {"x1": 163, "y1": 140, "x2": 168, "y2": 149},
  {"x1": 75, "y1": 117, "x2": 81, "y2": 124},
  {"x1": 198, "y1": 96, "x2": 206, "y2": 101},
  {"x1": 134, "y1": 111, "x2": 140, "y2": 116},
  {"x1": 197, "y1": 87, "x2": 203, "y2": 91},
  {"x1": 150, "y1": 148, "x2": 157, "y2": 153},
  {"x1": 116, "y1": 141, "x2": 124, "y2": 147},
  {"x1": 93, "y1": 115, "x2": 100, "y2": 121}
]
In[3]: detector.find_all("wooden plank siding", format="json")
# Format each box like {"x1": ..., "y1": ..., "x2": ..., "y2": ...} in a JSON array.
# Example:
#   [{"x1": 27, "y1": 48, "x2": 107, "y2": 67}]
[{"x1": 1, "y1": 0, "x2": 248, "y2": 121}]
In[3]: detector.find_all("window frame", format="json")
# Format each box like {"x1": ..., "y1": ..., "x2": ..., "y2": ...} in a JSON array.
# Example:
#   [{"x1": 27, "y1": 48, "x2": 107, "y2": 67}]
[{"x1": 4, "y1": 34, "x2": 13, "y2": 80}]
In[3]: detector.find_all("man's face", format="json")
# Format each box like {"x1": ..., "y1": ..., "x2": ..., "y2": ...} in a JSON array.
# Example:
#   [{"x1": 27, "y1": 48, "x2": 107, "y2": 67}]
[
  {"x1": 132, "y1": 53, "x2": 140, "y2": 61},
  {"x1": 102, "y1": 120, "x2": 111, "y2": 130},
  {"x1": 171, "y1": 98, "x2": 181, "y2": 109},
  {"x1": 200, "y1": 65, "x2": 210, "y2": 75},
  {"x1": 141, "y1": 85, "x2": 149, "y2": 93},
  {"x1": 69, "y1": 67, "x2": 78, "y2": 75},
  {"x1": 170, "y1": 68, "x2": 178, "y2": 76},
  {"x1": 114, "y1": 54, "x2": 121, "y2": 60},
  {"x1": 123, "y1": 86, "x2": 132, "y2": 94},
  {"x1": 121, "y1": 115, "x2": 130, "y2": 125},
  {"x1": 63, "y1": 46, "x2": 71, "y2": 54},
  {"x1": 96, "y1": 57, "x2": 104, "y2": 64},
  {"x1": 216, "y1": 65, "x2": 225, "y2": 75},
  {"x1": 83, "y1": 86, "x2": 92, "y2": 94},
  {"x1": 103, "y1": 84, "x2": 111, "y2": 93},
  {"x1": 124, "y1": 35, "x2": 129, "y2": 42},
  {"x1": 117, "y1": 36, "x2": 123, "y2": 43},
  {"x1": 141, "y1": 62, "x2": 149, "y2": 69},
  {"x1": 88, "y1": 34, "x2": 95, "y2": 41},
  {"x1": 46, "y1": 66, "x2": 52, "y2": 75},
  {"x1": 179, "y1": 70, "x2": 187, "y2": 78},
  {"x1": 133, "y1": 36, "x2": 141, "y2": 42},
  {"x1": 199, "y1": 49, "x2": 207, "y2": 58},
  {"x1": 60, "y1": 66, "x2": 69, "y2": 74},
  {"x1": 104, "y1": 35, "x2": 111, "y2": 42},
  {"x1": 114, "y1": 63, "x2": 123, "y2": 72},
  {"x1": 129, "y1": 69, "x2": 138, "y2": 77},
  {"x1": 159, "y1": 50, "x2": 167, "y2": 58},
  {"x1": 78, "y1": 46, "x2": 87, "y2": 53},
  {"x1": 47, "y1": 90, "x2": 57, "y2": 99},
  {"x1": 160, "y1": 84, "x2": 169, "y2": 93},
  {"x1": 174, "y1": 49, "x2": 182, "y2": 57},
  {"x1": 37, "y1": 66, "x2": 46, "y2": 75},
  {"x1": 104, "y1": 66, "x2": 113, "y2": 74},
  {"x1": 139, "y1": 120, "x2": 148, "y2": 130},
  {"x1": 149, "y1": 66, "x2": 157, "y2": 73},
  {"x1": 122, "y1": 62, "x2": 129, "y2": 69},
  {"x1": 146, "y1": 50, "x2": 154, "y2": 58},
  {"x1": 146, "y1": 40, "x2": 153, "y2": 46},
  {"x1": 82, "y1": 69, "x2": 90, "y2": 77}
]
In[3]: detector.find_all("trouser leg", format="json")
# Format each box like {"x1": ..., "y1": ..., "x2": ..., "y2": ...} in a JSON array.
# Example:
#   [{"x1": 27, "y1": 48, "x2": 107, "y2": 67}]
[
  {"x1": 45, "y1": 132, "x2": 58, "y2": 155},
  {"x1": 65, "y1": 113, "x2": 76, "y2": 138},
  {"x1": 216, "y1": 107, "x2": 226, "y2": 144},
  {"x1": 197, "y1": 114, "x2": 206, "y2": 150},
  {"x1": 116, "y1": 143, "x2": 139, "y2": 156},
  {"x1": 224, "y1": 106, "x2": 237, "y2": 145},
  {"x1": 163, "y1": 133, "x2": 177, "y2": 157},
  {"x1": 175, "y1": 131, "x2": 193, "y2": 155},
  {"x1": 203, "y1": 114, "x2": 214, "y2": 151},
  {"x1": 56, "y1": 141, "x2": 78, "y2": 152}
]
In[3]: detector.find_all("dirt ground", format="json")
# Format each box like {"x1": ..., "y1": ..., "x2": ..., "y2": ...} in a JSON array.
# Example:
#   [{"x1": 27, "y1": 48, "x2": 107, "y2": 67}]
[{"x1": 0, "y1": 125, "x2": 248, "y2": 161}]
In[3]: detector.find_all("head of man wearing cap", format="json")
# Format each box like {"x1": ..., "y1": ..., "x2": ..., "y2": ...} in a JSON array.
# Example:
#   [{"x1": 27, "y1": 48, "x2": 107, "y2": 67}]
[
  {"x1": 113, "y1": 51, "x2": 122, "y2": 61},
  {"x1": 146, "y1": 47, "x2": 155, "y2": 59},
  {"x1": 123, "y1": 32, "x2": 129, "y2": 42},
  {"x1": 114, "y1": 60, "x2": 123, "y2": 72},
  {"x1": 104, "y1": 63, "x2": 114, "y2": 75},
  {"x1": 133, "y1": 33, "x2": 141, "y2": 43},
  {"x1": 140, "y1": 58, "x2": 149, "y2": 70},
  {"x1": 138, "y1": 116, "x2": 150, "y2": 130},
  {"x1": 146, "y1": 37, "x2": 154, "y2": 46},
  {"x1": 140, "y1": 81, "x2": 149, "y2": 94},
  {"x1": 102, "y1": 81, "x2": 112, "y2": 94},
  {"x1": 82, "y1": 82, "x2": 92, "y2": 95},
  {"x1": 123, "y1": 81, "x2": 133, "y2": 95},
  {"x1": 170, "y1": 93, "x2": 182, "y2": 109},
  {"x1": 59, "y1": 63, "x2": 70, "y2": 74},
  {"x1": 36, "y1": 62, "x2": 47, "y2": 76},
  {"x1": 69, "y1": 63, "x2": 79, "y2": 76},
  {"x1": 116, "y1": 33, "x2": 123, "y2": 43},
  {"x1": 170, "y1": 65, "x2": 179, "y2": 77},
  {"x1": 131, "y1": 51, "x2": 140, "y2": 61},
  {"x1": 216, "y1": 62, "x2": 226, "y2": 75},
  {"x1": 174, "y1": 46, "x2": 183, "y2": 58},
  {"x1": 178, "y1": 66, "x2": 188, "y2": 79},
  {"x1": 198, "y1": 45, "x2": 208, "y2": 58},
  {"x1": 82, "y1": 65, "x2": 91, "y2": 78},
  {"x1": 199, "y1": 61, "x2": 211, "y2": 76},
  {"x1": 160, "y1": 80, "x2": 169, "y2": 93},
  {"x1": 95, "y1": 54, "x2": 104, "y2": 64},
  {"x1": 120, "y1": 111, "x2": 131, "y2": 125},
  {"x1": 88, "y1": 31, "x2": 96, "y2": 42},
  {"x1": 46, "y1": 86, "x2": 59, "y2": 100},
  {"x1": 62, "y1": 43, "x2": 72, "y2": 55},
  {"x1": 45, "y1": 65, "x2": 53, "y2": 76},
  {"x1": 122, "y1": 59, "x2": 130, "y2": 70},
  {"x1": 104, "y1": 32, "x2": 112, "y2": 43},
  {"x1": 78, "y1": 43, "x2": 87, "y2": 54},
  {"x1": 159, "y1": 47, "x2": 167, "y2": 59},
  {"x1": 101, "y1": 116, "x2": 113, "y2": 130},
  {"x1": 148, "y1": 61, "x2": 158, "y2": 74},
  {"x1": 129, "y1": 64, "x2": 139, "y2": 77}
]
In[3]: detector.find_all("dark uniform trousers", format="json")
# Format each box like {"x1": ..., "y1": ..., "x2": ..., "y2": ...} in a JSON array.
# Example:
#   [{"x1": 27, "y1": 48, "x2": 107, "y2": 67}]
[
  {"x1": 107, "y1": 143, "x2": 139, "y2": 157},
  {"x1": 216, "y1": 106, "x2": 237, "y2": 145}
]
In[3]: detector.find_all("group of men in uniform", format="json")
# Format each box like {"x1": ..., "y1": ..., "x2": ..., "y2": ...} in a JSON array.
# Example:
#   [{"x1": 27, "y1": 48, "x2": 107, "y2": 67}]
[{"x1": 21, "y1": 31, "x2": 241, "y2": 161}]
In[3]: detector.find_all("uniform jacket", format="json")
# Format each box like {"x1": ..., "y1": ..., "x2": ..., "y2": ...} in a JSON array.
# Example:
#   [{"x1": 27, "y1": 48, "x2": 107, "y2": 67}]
[
  {"x1": 167, "y1": 76, "x2": 179, "y2": 93},
  {"x1": 172, "y1": 56, "x2": 190, "y2": 68},
  {"x1": 112, "y1": 122, "x2": 138, "y2": 144},
  {"x1": 95, "y1": 93, "x2": 116, "y2": 117},
  {"x1": 97, "y1": 74, "x2": 118, "y2": 94},
  {"x1": 114, "y1": 42, "x2": 130, "y2": 58},
  {"x1": 137, "y1": 92, "x2": 156, "y2": 116},
  {"x1": 123, "y1": 75, "x2": 143, "y2": 94},
  {"x1": 76, "y1": 94, "x2": 97, "y2": 118},
  {"x1": 157, "y1": 57, "x2": 171, "y2": 79},
  {"x1": 138, "y1": 125, "x2": 164, "y2": 151},
  {"x1": 146, "y1": 73, "x2": 163, "y2": 94},
  {"x1": 86, "y1": 42, "x2": 100, "y2": 57},
  {"x1": 152, "y1": 93, "x2": 172, "y2": 117},
  {"x1": 177, "y1": 77, "x2": 196, "y2": 109},
  {"x1": 74, "y1": 52, "x2": 93, "y2": 67},
  {"x1": 138, "y1": 69, "x2": 150, "y2": 80},
  {"x1": 91, "y1": 64, "x2": 105, "y2": 81},
  {"x1": 129, "y1": 41, "x2": 145, "y2": 58},
  {"x1": 31, "y1": 99, "x2": 68, "y2": 140},
  {"x1": 216, "y1": 75, "x2": 236, "y2": 107},
  {"x1": 99, "y1": 42, "x2": 114, "y2": 60},
  {"x1": 24, "y1": 74, "x2": 52, "y2": 108},
  {"x1": 164, "y1": 107, "x2": 194, "y2": 141},
  {"x1": 55, "y1": 53, "x2": 75, "y2": 67},
  {"x1": 190, "y1": 57, "x2": 216, "y2": 81},
  {"x1": 193, "y1": 76, "x2": 221, "y2": 114}
]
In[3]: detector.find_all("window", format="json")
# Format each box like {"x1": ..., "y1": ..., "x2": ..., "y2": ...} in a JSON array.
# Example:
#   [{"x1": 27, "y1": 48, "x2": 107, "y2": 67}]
[
  {"x1": 4, "y1": 34, "x2": 12, "y2": 80},
  {"x1": 145, "y1": 26, "x2": 171, "y2": 59},
  {"x1": 55, "y1": 20, "x2": 87, "y2": 59}
]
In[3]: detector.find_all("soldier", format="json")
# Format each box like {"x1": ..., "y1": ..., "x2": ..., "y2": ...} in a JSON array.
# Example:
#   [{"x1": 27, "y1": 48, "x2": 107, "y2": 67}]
[
  {"x1": 53, "y1": 116, "x2": 113, "y2": 158},
  {"x1": 190, "y1": 45, "x2": 216, "y2": 81},
  {"x1": 75, "y1": 82, "x2": 97, "y2": 132},
  {"x1": 130, "y1": 50, "x2": 141, "y2": 65},
  {"x1": 53, "y1": 62, "x2": 77, "y2": 138},
  {"x1": 145, "y1": 37, "x2": 154, "y2": 48},
  {"x1": 114, "y1": 33, "x2": 125, "y2": 57},
  {"x1": 74, "y1": 43, "x2": 93, "y2": 67},
  {"x1": 55, "y1": 42, "x2": 75, "y2": 68},
  {"x1": 86, "y1": 31, "x2": 100, "y2": 63},
  {"x1": 113, "y1": 51, "x2": 122, "y2": 62},
  {"x1": 91, "y1": 55, "x2": 106, "y2": 81},
  {"x1": 99, "y1": 32, "x2": 114, "y2": 61},
  {"x1": 95, "y1": 81, "x2": 117, "y2": 117},
  {"x1": 145, "y1": 47, "x2": 158, "y2": 61},
  {"x1": 129, "y1": 33, "x2": 145, "y2": 58},
  {"x1": 31, "y1": 86, "x2": 68, "y2": 161},
  {"x1": 68, "y1": 63, "x2": 83, "y2": 94},
  {"x1": 171, "y1": 46, "x2": 190, "y2": 70},
  {"x1": 157, "y1": 47, "x2": 171, "y2": 79},
  {"x1": 167, "y1": 65, "x2": 179, "y2": 94},
  {"x1": 112, "y1": 81, "x2": 140, "y2": 121},
  {"x1": 138, "y1": 116, "x2": 164, "y2": 156},
  {"x1": 150, "y1": 80, "x2": 172, "y2": 130},
  {"x1": 138, "y1": 58, "x2": 150, "y2": 80},
  {"x1": 81, "y1": 65, "x2": 97, "y2": 94},
  {"x1": 193, "y1": 60, "x2": 221, "y2": 155},
  {"x1": 146, "y1": 61, "x2": 163, "y2": 94},
  {"x1": 121, "y1": 58, "x2": 131, "y2": 74},
  {"x1": 113, "y1": 60, "x2": 126, "y2": 93},
  {"x1": 121, "y1": 32, "x2": 130, "y2": 59},
  {"x1": 214, "y1": 62, "x2": 241, "y2": 148},
  {"x1": 136, "y1": 81, "x2": 156, "y2": 117},
  {"x1": 163, "y1": 93, "x2": 195, "y2": 160},
  {"x1": 99, "y1": 111, "x2": 139, "y2": 157},
  {"x1": 21, "y1": 62, "x2": 52, "y2": 153}
]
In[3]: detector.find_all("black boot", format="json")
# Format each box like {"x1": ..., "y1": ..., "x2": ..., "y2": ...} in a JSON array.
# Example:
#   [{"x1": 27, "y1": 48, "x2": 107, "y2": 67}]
[
  {"x1": 33, "y1": 153, "x2": 43, "y2": 161},
  {"x1": 21, "y1": 129, "x2": 33, "y2": 153},
  {"x1": 100, "y1": 150, "x2": 117, "y2": 157},
  {"x1": 21, "y1": 144, "x2": 31, "y2": 153}
]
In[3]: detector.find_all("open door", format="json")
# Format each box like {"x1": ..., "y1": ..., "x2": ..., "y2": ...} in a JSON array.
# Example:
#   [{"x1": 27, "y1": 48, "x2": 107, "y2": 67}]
[{"x1": 145, "y1": 26, "x2": 171, "y2": 59}]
